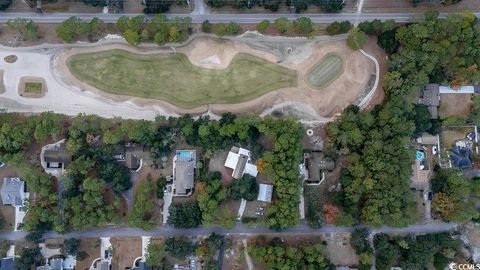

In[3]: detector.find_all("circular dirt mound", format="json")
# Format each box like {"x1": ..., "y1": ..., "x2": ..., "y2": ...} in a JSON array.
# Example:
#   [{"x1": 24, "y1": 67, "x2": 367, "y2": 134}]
[
  {"x1": 4, "y1": 55, "x2": 18, "y2": 63},
  {"x1": 307, "y1": 53, "x2": 344, "y2": 89}
]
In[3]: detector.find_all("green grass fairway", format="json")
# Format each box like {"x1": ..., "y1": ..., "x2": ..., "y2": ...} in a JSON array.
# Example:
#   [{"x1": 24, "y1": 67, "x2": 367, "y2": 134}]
[
  {"x1": 67, "y1": 49, "x2": 298, "y2": 109},
  {"x1": 24, "y1": 82, "x2": 43, "y2": 93},
  {"x1": 307, "y1": 54, "x2": 344, "y2": 89}
]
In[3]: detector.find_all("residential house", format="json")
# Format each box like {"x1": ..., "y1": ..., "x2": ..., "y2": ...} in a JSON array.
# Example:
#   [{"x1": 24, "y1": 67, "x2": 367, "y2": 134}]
[
  {"x1": 450, "y1": 145, "x2": 472, "y2": 169},
  {"x1": 1, "y1": 177, "x2": 26, "y2": 207},
  {"x1": 125, "y1": 144, "x2": 150, "y2": 171},
  {"x1": 173, "y1": 150, "x2": 196, "y2": 196},
  {"x1": 224, "y1": 147, "x2": 258, "y2": 179},
  {"x1": 418, "y1": 83, "x2": 440, "y2": 119},
  {"x1": 43, "y1": 145, "x2": 72, "y2": 171},
  {"x1": 257, "y1": 184, "x2": 273, "y2": 203},
  {"x1": 37, "y1": 258, "x2": 64, "y2": 270},
  {"x1": 301, "y1": 152, "x2": 335, "y2": 185}
]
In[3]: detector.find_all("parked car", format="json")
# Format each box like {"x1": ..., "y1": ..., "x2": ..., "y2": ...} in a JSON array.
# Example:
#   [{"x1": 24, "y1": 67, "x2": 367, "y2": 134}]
[
  {"x1": 0, "y1": 162, "x2": 5, "y2": 168},
  {"x1": 428, "y1": 192, "x2": 433, "y2": 201},
  {"x1": 432, "y1": 146, "x2": 438, "y2": 155}
]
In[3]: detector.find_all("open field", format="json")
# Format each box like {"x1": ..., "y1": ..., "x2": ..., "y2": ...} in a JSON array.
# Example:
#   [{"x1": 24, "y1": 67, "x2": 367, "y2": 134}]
[
  {"x1": 67, "y1": 50, "x2": 297, "y2": 109},
  {"x1": 439, "y1": 93, "x2": 472, "y2": 119},
  {"x1": 111, "y1": 237, "x2": 142, "y2": 270},
  {"x1": 307, "y1": 53, "x2": 344, "y2": 89}
]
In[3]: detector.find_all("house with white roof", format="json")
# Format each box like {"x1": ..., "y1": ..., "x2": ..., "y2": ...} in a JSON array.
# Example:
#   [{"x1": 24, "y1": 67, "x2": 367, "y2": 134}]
[
  {"x1": 257, "y1": 184, "x2": 273, "y2": 203},
  {"x1": 1, "y1": 177, "x2": 29, "y2": 231},
  {"x1": 224, "y1": 146, "x2": 258, "y2": 179}
]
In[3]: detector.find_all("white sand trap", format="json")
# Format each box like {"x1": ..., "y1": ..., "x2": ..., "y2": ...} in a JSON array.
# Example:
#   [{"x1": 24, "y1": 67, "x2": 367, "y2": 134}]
[{"x1": 199, "y1": 55, "x2": 221, "y2": 65}]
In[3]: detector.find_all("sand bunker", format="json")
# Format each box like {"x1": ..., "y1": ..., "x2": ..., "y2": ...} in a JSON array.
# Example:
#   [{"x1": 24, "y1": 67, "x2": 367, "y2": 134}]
[
  {"x1": 55, "y1": 37, "x2": 374, "y2": 118},
  {"x1": 18, "y1": 76, "x2": 47, "y2": 98}
]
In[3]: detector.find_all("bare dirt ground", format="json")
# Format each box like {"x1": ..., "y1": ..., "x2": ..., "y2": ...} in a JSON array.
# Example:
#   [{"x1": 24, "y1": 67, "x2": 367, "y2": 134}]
[
  {"x1": 18, "y1": 76, "x2": 47, "y2": 98},
  {"x1": 76, "y1": 238, "x2": 101, "y2": 270},
  {"x1": 111, "y1": 237, "x2": 142, "y2": 270},
  {"x1": 0, "y1": 70, "x2": 4, "y2": 94},
  {"x1": 441, "y1": 127, "x2": 473, "y2": 149},
  {"x1": 56, "y1": 36, "x2": 374, "y2": 118},
  {"x1": 0, "y1": 24, "x2": 64, "y2": 47},
  {"x1": 363, "y1": 0, "x2": 480, "y2": 13},
  {"x1": 439, "y1": 93, "x2": 472, "y2": 119},
  {"x1": 223, "y1": 235, "x2": 248, "y2": 270},
  {"x1": 324, "y1": 232, "x2": 358, "y2": 266}
]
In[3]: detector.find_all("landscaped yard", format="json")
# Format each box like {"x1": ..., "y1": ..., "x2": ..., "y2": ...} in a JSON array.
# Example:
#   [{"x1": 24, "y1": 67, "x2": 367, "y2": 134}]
[
  {"x1": 307, "y1": 53, "x2": 344, "y2": 89},
  {"x1": 24, "y1": 82, "x2": 43, "y2": 93},
  {"x1": 67, "y1": 50, "x2": 297, "y2": 109}
]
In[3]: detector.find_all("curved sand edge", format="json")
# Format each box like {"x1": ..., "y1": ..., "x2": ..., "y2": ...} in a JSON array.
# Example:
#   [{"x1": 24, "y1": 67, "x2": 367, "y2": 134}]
[{"x1": 54, "y1": 36, "x2": 373, "y2": 118}]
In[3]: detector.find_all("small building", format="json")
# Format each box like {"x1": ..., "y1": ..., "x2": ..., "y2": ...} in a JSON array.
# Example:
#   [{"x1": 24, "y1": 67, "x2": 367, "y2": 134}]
[
  {"x1": 302, "y1": 152, "x2": 335, "y2": 185},
  {"x1": 257, "y1": 184, "x2": 273, "y2": 203},
  {"x1": 173, "y1": 150, "x2": 196, "y2": 196},
  {"x1": 43, "y1": 144, "x2": 72, "y2": 170},
  {"x1": 125, "y1": 144, "x2": 150, "y2": 171},
  {"x1": 439, "y1": 85, "x2": 475, "y2": 94},
  {"x1": 1, "y1": 177, "x2": 26, "y2": 207},
  {"x1": 224, "y1": 147, "x2": 258, "y2": 179},
  {"x1": 418, "y1": 84, "x2": 440, "y2": 119},
  {"x1": 0, "y1": 258, "x2": 14, "y2": 270}
]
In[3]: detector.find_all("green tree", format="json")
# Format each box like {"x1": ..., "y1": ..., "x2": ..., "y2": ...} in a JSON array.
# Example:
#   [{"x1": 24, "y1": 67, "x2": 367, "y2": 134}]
[
  {"x1": 128, "y1": 178, "x2": 155, "y2": 230},
  {"x1": 326, "y1": 20, "x2": 352, "y2": 35},
  {"x1": 56, "y1": 16, "x2": 87, "y2": 43},
  {"x1": 346, "y1": 28, "x2": 367, "y2": 50},
  {"x1": 256, "y1": 20, "x2": 270, "y2": 33},
  {"x1": 202, "y1": 20, "x2": 212, "y2": 33},
  {"x1": 165, "y1": 237, "x2": 194, "y2": 260},
  {"x1": 214, "y1": 23, "x2": 226, "y2": 37},
  {"x1": 7, "y1": 18, "x2": 38, "y2": 42},
  {"x1": 293, "y1": 17, "x2": 313, "y2": 35},
  {"x1": 124, "y1": 29, "x2": 141, "y2": 45},
  {"x1": 274, "y1": 17, "x2": 291, "y2": 34},
  {"x1": 167, "y1": 202, "x2": 202, "y2": 228},
  {"x1": 61, "y1": 238, "x2": 81, "y2": 256},
  {"x1": 0, "y1": 0, "x2": 12, "y2": 11},
  {"x1": 228, "y1": 175, "x2": 258, "y2": 201},
  {"x1": 145, "y1": 243, "x2": 166, "y2": 267},
  {"x1": 15, "y1": 247, "x2": 42, "y2": 270},
  {"x1": 226, "y1": 22, "x2": 241, "y2": 35}
]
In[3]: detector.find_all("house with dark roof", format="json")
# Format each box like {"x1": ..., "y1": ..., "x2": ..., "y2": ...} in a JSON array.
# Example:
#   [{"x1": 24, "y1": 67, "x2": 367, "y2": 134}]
[
  {"x1": 124, "y1": 144, "x2": 151, "y2": 171},
  {"x1": 1, "y1": 177, "x2": 26, "y2": 207},
  {"x1": 301, "y1": 152, "x2": 335, "y2": 185},
  {"x1": 450, "y1": 145, "x2": 472, "y2": 169},
  {"x1": 173, "y1": 150, "x2": 196, "y2": 196},
  {"x1": 40, "y1": 140, "x2": 72, "y2": 176},
  {"x1": 224, "y1": 147, "x2": 258, "y2": 179},
  {"x1": 418, "y1": 83, "x2": 440, "y2": 119}
]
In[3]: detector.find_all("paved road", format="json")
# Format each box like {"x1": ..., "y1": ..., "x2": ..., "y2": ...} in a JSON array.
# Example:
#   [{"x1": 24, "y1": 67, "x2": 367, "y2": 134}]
[
  {"x1": 0, "y1": 222, "x2": 457, "y2": 241},
  {"x1": 0, "y1": 12, "x2": 478, "y2": 24}
]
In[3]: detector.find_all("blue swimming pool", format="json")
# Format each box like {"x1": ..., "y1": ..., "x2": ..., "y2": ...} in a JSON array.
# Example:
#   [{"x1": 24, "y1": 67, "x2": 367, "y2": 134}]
[
  {"x1": 178, "y1": 151, "x2": 192, "y2": 159},
  {"x1": 416, "y1": 151, "x2": 425, "y2": 160}
]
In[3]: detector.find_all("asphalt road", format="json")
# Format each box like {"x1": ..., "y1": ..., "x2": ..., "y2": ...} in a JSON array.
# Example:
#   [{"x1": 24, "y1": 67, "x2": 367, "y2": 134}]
[
  {"x1": 0, "y1": 12, "x2": 478, "y2": 24},
  {"x1": 0, "y1": 223, "x2": 457, "y2": 241}
]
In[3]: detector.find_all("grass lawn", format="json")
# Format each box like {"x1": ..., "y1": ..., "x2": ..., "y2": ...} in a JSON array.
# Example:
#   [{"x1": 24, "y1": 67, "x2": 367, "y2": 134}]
[
  {"x1": 24, "y1": 82, "x2": 43, "y2": 93},
  {"x1": 67, "y1": 49, "x2": 297, "y2": 109},
  {"x1": 307, "y1": 53, "x2": 344, "y2": 89}
]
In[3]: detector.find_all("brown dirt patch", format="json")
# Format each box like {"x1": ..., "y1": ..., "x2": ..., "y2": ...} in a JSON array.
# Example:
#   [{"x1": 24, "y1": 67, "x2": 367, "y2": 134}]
[
  {"x1": 223, "y1": 235, "x2": 247, "y2": 270},
  {"x1": 0, "y1": 70, "x2": 4, "y2": 94},
  {"x1": 441, "y1": 127, "x2": 474, "y2": 149},
  {"x1": 56, "y1": 37, "x2": 374, "y2": 118},
  {"x1": 76, "y1": 238, "x2": 101, "y2": 270},
  {"x1": 111, "y1": 237, "x2": 142, "y2": 270},
  {"x1": 439, "y1": 93, "x2": 472, "y2": 119},
  {"x1": 3, "y1": 55, "x2": 17, "y2": 64},
  {"x1": 323, "y1": 232, "x2": 358, "y2": 266},
  {"x1": 0, "y1": 24, "x2": 63, "y2": 47},
  {"x1": 18, "y1": 76, "x2": 47, "y2": 98}
]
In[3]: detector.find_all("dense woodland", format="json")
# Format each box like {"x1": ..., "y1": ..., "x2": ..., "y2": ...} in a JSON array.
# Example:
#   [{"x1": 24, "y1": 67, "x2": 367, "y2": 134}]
[{"x1": 326, "y1": 12, "x2": 480, "y2": 227}]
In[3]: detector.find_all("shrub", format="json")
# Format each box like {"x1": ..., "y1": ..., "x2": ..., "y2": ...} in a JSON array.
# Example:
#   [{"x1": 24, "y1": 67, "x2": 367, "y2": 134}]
[
  {"x1": 256, "y1": 20, "x2": 270, "y2": 33},
  {"x1": 202, "y1": 20, "x2": 212, "y2": 33},
  {"x1": 326, "y1": 20, "x2": 352, "y2": 35}
]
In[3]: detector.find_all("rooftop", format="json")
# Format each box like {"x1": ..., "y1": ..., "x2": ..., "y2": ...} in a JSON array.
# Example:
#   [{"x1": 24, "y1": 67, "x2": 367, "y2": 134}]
[
  {"x1": 173, "y1": 150, "x2": 196, "y2": 196},
  {"x1": 0, "y1": 177, "x2": 25, "y2": 206},
  {"x1": 43, "y1": 143, "x2": 72, "y2": 165},
  {"x1": 304, "y1": 152, "x2": 335, "y2": 182},
  {"x1": 224, "y1": 146, "x2": 258, "y2": 179},
  {"x1": 257, "y1": 183, "x2": 273, "y2": 203}
]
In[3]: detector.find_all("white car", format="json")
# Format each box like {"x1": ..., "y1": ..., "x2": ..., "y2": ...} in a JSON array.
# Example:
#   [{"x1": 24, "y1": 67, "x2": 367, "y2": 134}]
[
  {"x1": 0, "y1": 162, "x2": 5, "y2": 168},
  {"x1": 432, "y1": 146, "x2": 438, "y2": 155}
]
